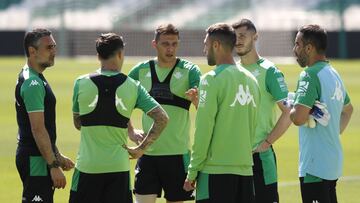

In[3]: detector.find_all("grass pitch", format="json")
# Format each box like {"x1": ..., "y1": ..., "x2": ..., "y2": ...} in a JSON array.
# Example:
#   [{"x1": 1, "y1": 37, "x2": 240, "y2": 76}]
[{"x1": 0, "y1": 57, "x2": 359, "y2": 202}]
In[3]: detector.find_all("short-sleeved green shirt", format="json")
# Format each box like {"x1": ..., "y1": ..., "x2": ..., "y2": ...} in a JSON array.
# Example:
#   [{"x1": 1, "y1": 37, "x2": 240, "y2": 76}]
[
  {"x1": 241, "y1": 58, "x2": 288, "y2": 148},
  {"x1": 72, "y1": 69, "x2": 159, "y2": 173},
  {"x1": 128, "y1": 58, "x2": 201, "y2": 155}
]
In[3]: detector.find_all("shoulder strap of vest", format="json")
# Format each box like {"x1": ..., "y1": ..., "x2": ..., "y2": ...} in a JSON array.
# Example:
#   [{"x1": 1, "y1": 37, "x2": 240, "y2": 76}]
[{"x1": 149, "y1": 58, "x2": 180, "y2": 84}]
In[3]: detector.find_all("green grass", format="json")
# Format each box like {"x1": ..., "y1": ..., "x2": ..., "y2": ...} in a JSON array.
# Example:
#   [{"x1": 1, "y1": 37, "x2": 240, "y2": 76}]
[{"x1": 0, "y1": 57, "x2": 359, "y2": 203}]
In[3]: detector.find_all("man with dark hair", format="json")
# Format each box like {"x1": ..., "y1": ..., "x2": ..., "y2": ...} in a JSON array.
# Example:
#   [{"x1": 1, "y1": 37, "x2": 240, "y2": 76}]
[
  {"x1": 128, "y1": 23, "x2": 201, "y2": 203},
  {"x1": 232, "y1": 19, "x2": 292, "y2": 203},
  {"x1": 291, "y1": 24, "x2": 353, "y2": 203},
  {"x1": 183, "y1": 23, "x2": 260, "y2": 203},
  {"x1": 15, "y1": 28, "x2": 74, "y2": 203},
  {"x1": 69, "y1": 33, "x2": 169, "y2": 203}
]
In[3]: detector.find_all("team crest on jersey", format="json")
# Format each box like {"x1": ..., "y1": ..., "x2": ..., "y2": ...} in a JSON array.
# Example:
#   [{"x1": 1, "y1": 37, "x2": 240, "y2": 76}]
[
  {"x1": 88, "y1": 95, "x2": 98, "y2": 107},
  {"x1": 331, "y1": 81, "x2": 343, "y2": 102},
  {"x1": 146, "y1": 72, "x2": 151, "y2": 77},
  {"x1": 251, "y1": 69, "x2": 260, "y2": 78},
  {"x1": 173, "y1": 71, "x2": 183, "y2": 79},
  {"x1": 230, "y1": 84, "x2": 256, "y2": 107},
  {"x1": 297, "y1": 81, "x2": 309, "y2": 96}
]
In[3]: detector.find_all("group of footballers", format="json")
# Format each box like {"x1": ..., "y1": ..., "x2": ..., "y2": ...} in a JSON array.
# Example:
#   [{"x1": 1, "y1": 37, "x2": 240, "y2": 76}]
[{"x1": 15, "y1": 18, "x2": 353, "y2": 203}]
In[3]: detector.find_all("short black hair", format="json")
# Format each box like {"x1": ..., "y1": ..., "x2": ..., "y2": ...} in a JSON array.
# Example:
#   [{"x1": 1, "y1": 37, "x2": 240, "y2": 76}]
[
  {"x1": 206, "y1": 23, "x2": 236, "y2": 50},
  {"x1": 232, "y1": 19, "x2": 257, "y2": 33},
  {"x1": 154, "y1": 23, "x2": 179, "y2": 42},
  {"x1": 299, "y1": 24, "x2": 327, "y2": 54},
  {"x1": 96, "y1": 33, "x2": 125, "y2": 60},
  {"x1": 24, "y1": 28, "x2": 52, "y2": 57}
]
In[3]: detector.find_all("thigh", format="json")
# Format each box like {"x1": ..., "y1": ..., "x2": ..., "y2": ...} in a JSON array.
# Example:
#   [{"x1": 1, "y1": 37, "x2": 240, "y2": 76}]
[
  {"x1": 103, "y1": 171, "x2": 133, "y2": 203},
  {"x1": 252, "y1": 149, "x2": 279, "y2": 203},
  {"x1": 329, "y1": 180, "x2": 338, "y2": 203},
  {"x1": 69, "y1": 169, "x2": 104, "y2": 203},
  {"x1": 300, "y1": 174, "x2": 332, "y2": 203},
  {"x1": 133, "y1": 155, "x2": 161, "y2": 197},
  {"x1": 17, "y1": 154, "x2": 54, "y2": 203},
  {"x1": 158, "y1": 153, "x2": 194, "y2": 201}
]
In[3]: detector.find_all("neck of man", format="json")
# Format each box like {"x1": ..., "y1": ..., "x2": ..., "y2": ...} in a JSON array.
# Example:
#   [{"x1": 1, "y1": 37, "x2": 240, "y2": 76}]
[
  {"x1": 157, "y1": 57, "x2": 177, "y2": 69},
  {"x1": 27, "y1": 59, "x2": 45, "y2": 74},
  {"x1": 216, "y1": 53, "x2": 236, "y2": 66},
  {"x1": 239, "y1": 47, "x2": 260, "y2": 66},
  {"x1": 100, "y1": 60, "x2": 120, "y2": 72},
  {"x1": 307, "y1": 54, "x2": 327, "y2": 67}
]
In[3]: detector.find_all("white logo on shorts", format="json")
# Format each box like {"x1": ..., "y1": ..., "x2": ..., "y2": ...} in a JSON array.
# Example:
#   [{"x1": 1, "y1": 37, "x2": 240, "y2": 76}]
[{"x1": 32, "y1": 195, "x2": 43, "y2": 202}]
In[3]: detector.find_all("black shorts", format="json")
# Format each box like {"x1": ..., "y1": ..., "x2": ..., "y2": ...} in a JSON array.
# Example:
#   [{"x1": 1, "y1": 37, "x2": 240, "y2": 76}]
[
  {"x1": 16, "y1": 152, "x2": 54, "y2": 203},
  {"x1": 253, "y1": 147, "x2": 279, "y2": 203},
  {"x1": 133, "y1": 153, "x2": 194, "y2": 201},
  {"x1": 196, "y1": 172, "x2": 255, "y2": 203},
  {"x1": 300, "y1": 174, "x2": 338, "y2": 203},
  {"x1": 69, "y1": 169, "x2": 132, "y2": 203}
]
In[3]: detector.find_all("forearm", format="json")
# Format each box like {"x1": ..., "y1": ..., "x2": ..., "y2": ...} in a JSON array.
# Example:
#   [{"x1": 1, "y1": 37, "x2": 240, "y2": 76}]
[
  {"x1": 32, "y1": 127, "x2": 57, "y2": 164},
  {"x1": 340, "y1": 104, "x2": 353, "y2": 134},
  {"x1": 73, "y1": 113, "x2": 81, "y2": 130},
  {"x1": 138, "y1": 106, "x2": 168, "y2": 150},
  {"x1": 266, "y1": 110, "x2": 292, "y2": 144}
]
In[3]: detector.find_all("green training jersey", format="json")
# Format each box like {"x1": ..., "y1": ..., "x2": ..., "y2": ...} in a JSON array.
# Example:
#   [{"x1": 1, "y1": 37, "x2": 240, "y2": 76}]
[
  {"x1": 187, "y1": 64, "x2": 260, "y2": 180},
  {"x1": 128, "y1": 58, "x2": 201, "y2": 155},
  {"x1": 72, "y1": 69, "x2": 159, "y2": 173},
  {"x1": 240, "y1": 58, "x2": 288, "y2": 148}
]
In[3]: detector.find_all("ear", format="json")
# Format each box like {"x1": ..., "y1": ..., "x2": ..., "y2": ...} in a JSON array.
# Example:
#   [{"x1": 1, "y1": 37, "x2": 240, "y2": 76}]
[
  {"x1": 253, "y1": 33, "x2": 258, "y2": 42},
  {"x1": 151, "y1": 40, "x2": 157, "y2": 48},
  {"x1": 305, "y1": 43, "x2": 313, "y2": 54},
  {"x1": 212, "y1": 40, "x2": 219, "y2": 50},
  {"x1": 28, "y1": 46, "x2": 37, "y2": 56}
]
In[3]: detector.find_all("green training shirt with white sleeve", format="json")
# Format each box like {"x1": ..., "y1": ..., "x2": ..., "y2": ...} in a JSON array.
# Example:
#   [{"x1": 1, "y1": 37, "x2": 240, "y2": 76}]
[{"x1": 240, "y1": 58, "x2": 288, "y2": 148}]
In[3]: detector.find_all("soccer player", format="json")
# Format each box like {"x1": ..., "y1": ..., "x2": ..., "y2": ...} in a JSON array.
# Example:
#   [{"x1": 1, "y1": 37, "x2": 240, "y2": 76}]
[
  {"x1": 291, "y1": 24, "x2": 353, "y2": 203},
  {"x1": 69, "y1": 33, "x2": 169, "y2": 203},
  {"x1": 15, "y1": 28, "x2": 74, "y2": 203},
  {"x1": 183, "y1": 23, "x2": 260, "y2": 203},
  {"x1": 128, "y1": 23, "x2": 201, "y2": 203},
  {"x1": 232, "y1": 19, "x2": 292, "y2": 203}
]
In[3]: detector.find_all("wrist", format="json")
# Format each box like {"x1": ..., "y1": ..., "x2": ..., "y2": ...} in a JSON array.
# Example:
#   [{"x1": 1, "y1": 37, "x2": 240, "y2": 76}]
[
  {"x1": 265, "y1": 139, "x2": 272, "y2": 145},
  {"x1": 48, "y1": 159, "x2": 60, "y2": 169}
]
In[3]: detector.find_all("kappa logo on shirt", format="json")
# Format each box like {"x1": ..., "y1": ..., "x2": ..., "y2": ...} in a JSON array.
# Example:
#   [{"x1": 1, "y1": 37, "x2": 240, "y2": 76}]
[
  {"x1": 29, "y1": 80, "x2": 40, "y2": 86},
  {"x1": 198, "y1": 90, "x2": 207, "y2": 107},
  {"x1": 201, "y1": 79, "x2": 209, "y2": 86},
  {"x1": 230, "y1": 84, "x2": 256, "y2": 107},
  {"x1": 173, "y1": 71, "x2": 183, "y2": 79},
  {"x1": 31, "y1": 195, "x2": 43, "y2": 202},
  {"x1": 331, "y1": 80, "x2": 343, "y2": 102}
]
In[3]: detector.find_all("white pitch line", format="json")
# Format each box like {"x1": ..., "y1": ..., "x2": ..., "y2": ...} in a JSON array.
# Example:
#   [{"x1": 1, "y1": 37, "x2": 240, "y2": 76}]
[{"x1": 279, "y1": 176, "x2": 360, "y2": 187}]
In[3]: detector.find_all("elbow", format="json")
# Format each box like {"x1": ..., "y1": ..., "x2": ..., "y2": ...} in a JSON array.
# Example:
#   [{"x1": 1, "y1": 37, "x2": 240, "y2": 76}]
[
  {"x1": 290, "y1": 113, "x2": 307, "y2": 126},
  {"x1": 292, "y1": 118, "x2": 306, "y2": 126},
  {"x1": 162, "y1": 112, "x2": 170, "y2": 125}
]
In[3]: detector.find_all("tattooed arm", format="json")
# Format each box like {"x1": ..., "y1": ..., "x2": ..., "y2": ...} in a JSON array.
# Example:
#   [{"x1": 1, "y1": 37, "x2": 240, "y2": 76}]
[{"x1": 123, "y1": 106, "x2": 169, "y2": 159}]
